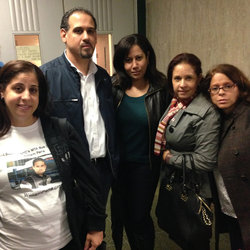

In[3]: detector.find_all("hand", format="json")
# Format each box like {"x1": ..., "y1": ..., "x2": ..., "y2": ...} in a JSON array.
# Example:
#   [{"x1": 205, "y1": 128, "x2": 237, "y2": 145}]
[
  {"x1": 162, "y1": 150, "x2": 172, "y2": 164},
  {"x1": 84, "y1": 231, "x2": 103, "y2": 250}
]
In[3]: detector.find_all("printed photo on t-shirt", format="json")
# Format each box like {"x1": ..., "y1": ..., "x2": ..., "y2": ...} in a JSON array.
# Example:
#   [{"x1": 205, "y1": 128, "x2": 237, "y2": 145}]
[{"x1": 6, "y1": 153, "x2": 60, "y2": 190}]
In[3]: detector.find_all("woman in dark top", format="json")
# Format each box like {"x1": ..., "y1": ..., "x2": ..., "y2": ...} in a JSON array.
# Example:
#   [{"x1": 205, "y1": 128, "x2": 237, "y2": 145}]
[
  {"x1": 111, "y1": 33, "x2": 170, "y2": 250},
  {"x1": 204, "y1": 64, "x2": 250, "y2": 250}
]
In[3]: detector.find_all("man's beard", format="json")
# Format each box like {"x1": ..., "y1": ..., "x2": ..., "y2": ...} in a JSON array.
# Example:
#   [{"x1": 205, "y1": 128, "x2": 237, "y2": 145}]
[
  {"x1": 80, "y1": 46, "x2": 93, "y2": 59},
  {"x1": 80, "y1": 53, "x2": 92, "y2": 59}
]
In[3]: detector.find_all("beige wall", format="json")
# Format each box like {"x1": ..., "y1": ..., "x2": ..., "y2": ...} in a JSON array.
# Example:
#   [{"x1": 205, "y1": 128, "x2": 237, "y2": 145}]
[{"x1": 146, "y1": 0, "x2": 250, "y2": 77}]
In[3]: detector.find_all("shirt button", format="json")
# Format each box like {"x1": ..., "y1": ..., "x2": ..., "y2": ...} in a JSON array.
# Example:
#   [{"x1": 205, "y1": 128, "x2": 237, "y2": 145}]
[
  {"x1": 233, "y1": 150, "x2": 239, "y2": 156},
  {"x1": 240, "y1": 174, "x2": 248, "y2": 182}
]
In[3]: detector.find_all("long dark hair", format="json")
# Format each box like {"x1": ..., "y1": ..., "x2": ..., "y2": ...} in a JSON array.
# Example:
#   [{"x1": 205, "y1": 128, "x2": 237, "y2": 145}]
[
  {"x1": 203, "y1": 64, "x2": 250, "y2": 103},
  {"x1": 0, "y1": 60, "x2": 49, "y2": 137},
  {"x1": 113, "y1": 33, "x2": 166, "y2": 90},
  {"x1": 167, "y1": 53, "x2": 203, "y2": 96}
]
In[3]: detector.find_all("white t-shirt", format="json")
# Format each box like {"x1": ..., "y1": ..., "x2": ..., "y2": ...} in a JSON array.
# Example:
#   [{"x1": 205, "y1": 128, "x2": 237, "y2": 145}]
[{"x1": 0, "y1": 119, "x2": 72, "y2": 250}]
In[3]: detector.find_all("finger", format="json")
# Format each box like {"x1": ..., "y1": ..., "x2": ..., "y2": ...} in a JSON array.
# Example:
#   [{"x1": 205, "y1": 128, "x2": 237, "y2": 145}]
[
  {"x1": 89, "y1": 245, "x2": 97, "y2": 250},
  {"x1": 84, "y1": 240, "x2": 90, "y2": 250}
]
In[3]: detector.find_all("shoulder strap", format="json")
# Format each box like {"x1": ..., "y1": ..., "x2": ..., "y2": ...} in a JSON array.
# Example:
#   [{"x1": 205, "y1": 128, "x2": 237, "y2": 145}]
[
  {"x1": 55, "y1": 118, "x2": 69, "y2": 142},
  {"x1": 183, "y1": 154, "x2": 200, "y2": 194}
]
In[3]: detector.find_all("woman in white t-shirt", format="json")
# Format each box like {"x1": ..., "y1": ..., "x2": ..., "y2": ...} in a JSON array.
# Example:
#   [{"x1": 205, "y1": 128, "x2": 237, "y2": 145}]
[{"x1": 0, "y1": 60, "x2": 105, "y2": 250}]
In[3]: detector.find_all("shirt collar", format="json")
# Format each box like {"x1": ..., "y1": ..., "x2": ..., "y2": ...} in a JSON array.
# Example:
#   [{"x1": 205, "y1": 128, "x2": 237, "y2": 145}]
[{"x1": 64, "y1": 50, "x2": 97, "y2": 77}]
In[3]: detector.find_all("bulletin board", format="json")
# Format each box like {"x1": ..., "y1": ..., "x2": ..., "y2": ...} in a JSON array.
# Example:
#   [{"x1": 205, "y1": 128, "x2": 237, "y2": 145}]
[{"x1": 14, "y1": 35, "x2": 42, "y2": 66}]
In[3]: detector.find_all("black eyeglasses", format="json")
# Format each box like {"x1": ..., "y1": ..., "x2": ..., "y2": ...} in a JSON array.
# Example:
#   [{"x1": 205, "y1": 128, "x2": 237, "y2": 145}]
[{"x1": 208, "y1": 83, "x2": 236, "y2": 95}]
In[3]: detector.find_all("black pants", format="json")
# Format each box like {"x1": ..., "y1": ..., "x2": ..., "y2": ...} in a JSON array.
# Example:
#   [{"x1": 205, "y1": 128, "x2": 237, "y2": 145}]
[
  {"x1": 222, "y1": 213, "x2": 244, "y2": 250},
  {"x1": 111, "y1": 162, "x2": 159, "y2": 250},
  {"x1": 182, "y1": 239, "x2": 210, "y2": 250},
  {"x1": 111, "y1": 182, "x2": 124, "y2": 250},
  {"x1": 60, "y1": 240, "x2": 77, "y2": 250},
  {"x1": 92, "y1": 157, "x2": 114, "y2": 250}
]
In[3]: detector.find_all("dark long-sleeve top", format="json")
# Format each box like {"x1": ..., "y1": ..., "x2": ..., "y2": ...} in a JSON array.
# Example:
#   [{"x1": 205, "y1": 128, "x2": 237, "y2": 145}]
[{"x1": 41, "y1": 115, "x2": 106, "y2": 249}]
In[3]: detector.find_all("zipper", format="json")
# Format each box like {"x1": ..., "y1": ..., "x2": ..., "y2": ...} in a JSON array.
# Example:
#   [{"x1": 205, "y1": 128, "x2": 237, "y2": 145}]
[
  {"x1": 116, "y1": 91, "x2": 124, "y2": 109},
  {"x1": 106, "y1": 132, "x2": 115, "y2": 177},
  {"x1": 145, "y1": 86, "x2": 163, "y2": 169},
  {"x1": 145, "y1": 94, "x2": 153, "y2": 169}
]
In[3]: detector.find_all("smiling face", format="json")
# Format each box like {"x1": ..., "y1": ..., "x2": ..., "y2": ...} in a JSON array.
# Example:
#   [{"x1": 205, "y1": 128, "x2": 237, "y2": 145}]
[
  {"x1": 1, "y1": 72, "x2": 39, "y2": 127},
  {"x1": 61, "y1": 12, "x2": 97, "y2": 61},
  {"x1": 210, "y1": 73, "x2": 240, "y2": 114},
  {"x1": 172, "y1": 63, "x2": 200, "y2": 101},
  {"x1": 124, "y1": 45, "x2": 149, "y2": 83}
]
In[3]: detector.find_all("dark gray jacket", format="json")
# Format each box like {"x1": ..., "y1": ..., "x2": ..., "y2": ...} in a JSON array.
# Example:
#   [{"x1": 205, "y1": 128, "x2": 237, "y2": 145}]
[
  {"x1": 164, "y1": 93, "x2": 220, "y2": 197},
  {"x1": 216, "y1": 102, "x2": 250, "y2": 248}
]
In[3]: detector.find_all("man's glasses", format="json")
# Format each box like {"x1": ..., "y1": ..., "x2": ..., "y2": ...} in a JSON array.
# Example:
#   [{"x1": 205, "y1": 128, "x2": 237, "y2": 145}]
[{"x1": 208, "y1": 83, "x2": 236, "y2": 95}]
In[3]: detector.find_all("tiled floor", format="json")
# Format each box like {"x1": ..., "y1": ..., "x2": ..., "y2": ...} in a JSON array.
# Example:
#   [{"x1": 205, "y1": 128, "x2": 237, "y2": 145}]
[{"x1": 105, "y1": 185, "x2": 231, "y2": 250}]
